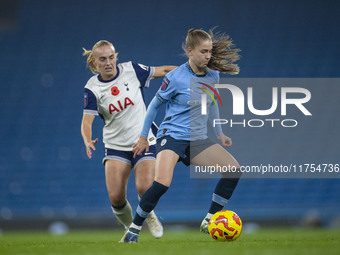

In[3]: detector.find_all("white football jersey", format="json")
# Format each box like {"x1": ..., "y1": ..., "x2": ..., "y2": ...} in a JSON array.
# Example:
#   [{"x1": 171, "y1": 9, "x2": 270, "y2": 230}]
[{"x1": 83, "y1": 61, "x2": 157, "y2": 151}]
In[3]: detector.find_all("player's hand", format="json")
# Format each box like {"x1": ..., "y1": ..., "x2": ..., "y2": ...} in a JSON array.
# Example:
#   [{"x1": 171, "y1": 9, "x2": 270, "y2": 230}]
[
  {"x1": 86, "y1": 138, "x2": 98, "y2": 159},
  {"x1": 132, "y1": 135, "x2": 149, "y2": 158},
  {"x1": 217, "y1": 134, "x2": 232, "y2": 148}
]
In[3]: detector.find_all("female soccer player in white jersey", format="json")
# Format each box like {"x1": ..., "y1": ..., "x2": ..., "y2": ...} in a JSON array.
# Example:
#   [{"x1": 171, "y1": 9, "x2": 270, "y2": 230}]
[
  {"x1": 122, "y1": 29, "x2": 242, "y2": 243},
  {"x1": 81, "y1": 40, "x2": 176, "y2": 239}
]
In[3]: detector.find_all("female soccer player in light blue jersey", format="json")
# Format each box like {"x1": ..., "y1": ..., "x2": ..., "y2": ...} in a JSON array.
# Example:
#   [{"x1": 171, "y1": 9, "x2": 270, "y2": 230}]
[
  {"x1": 81, "y1": 40, "x2": 176, "y2": 239},
  {"x1": 122, "y1": 29, "x2": 242, "y2": 243}
]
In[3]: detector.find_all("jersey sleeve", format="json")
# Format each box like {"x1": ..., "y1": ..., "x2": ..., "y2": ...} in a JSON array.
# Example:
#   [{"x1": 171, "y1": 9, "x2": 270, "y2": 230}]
[
  {"x1": 140, "y1": 96, "x2": 165, "y2": 137},
  {"x1": 156, "y1": 76, "x2": 176, "y2": 102},
  {"x1": 209, "y1": 102, "x2": 223, "y2": 136},
  {"x1": 208, "y1": 73, "x2": 223, "y2": 136},
  {"x1": 131, "y1": 62, "x2": 155, "y2": 88},
  {"x1": 83, "y1": 88, "x2": 98, "y2": 115}
]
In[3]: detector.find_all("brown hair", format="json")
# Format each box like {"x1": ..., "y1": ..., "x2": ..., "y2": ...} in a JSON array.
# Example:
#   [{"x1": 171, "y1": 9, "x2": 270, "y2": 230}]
[
  {"x1": 82, "y1": 40, "x2": 117, "y2": 74},
  {"x1": 184, "y1": 28, "x2": 240, "y2": 74}
]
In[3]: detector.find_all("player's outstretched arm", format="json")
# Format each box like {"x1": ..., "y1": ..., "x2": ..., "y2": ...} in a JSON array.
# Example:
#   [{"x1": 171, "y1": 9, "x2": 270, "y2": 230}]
[
  {"x1": 152, "y1": 66, "x2": 177, "y2": 79},
  {"x1": 132, "y1": 95, "x2": 165, "y2": 158},
  {"x1": 132, "y1": 135, "x2": 149, "y2": 158},
  {"x1": 81, "y1": 114, "x2": 98, "y2": 159}
]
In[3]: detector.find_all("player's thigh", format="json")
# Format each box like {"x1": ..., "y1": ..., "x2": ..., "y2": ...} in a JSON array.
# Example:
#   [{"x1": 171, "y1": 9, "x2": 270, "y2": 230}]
[
  {"x1": 154, "y1": 150, "x2": 179, "y2": 187},
  {"x1": 192, "y1": 144, "x2": 240, "y2": 169},
  {"x1": 134, "y1": 159, "x2": 155, "y2": 193},
  {"x1": 105, "y1": 160, "x2": 132, "y2": 198}
]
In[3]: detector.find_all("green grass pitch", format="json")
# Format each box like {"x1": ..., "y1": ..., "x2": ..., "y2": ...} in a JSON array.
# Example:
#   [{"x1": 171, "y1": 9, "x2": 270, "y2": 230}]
[{"x1": 0, "y1": 228, "x2": 339, "y2": 255}]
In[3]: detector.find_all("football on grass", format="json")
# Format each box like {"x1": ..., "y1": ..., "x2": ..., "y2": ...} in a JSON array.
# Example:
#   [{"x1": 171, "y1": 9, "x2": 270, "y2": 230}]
[{"x1": 208, "y1": 210, "x2": 242, "y2": 241}]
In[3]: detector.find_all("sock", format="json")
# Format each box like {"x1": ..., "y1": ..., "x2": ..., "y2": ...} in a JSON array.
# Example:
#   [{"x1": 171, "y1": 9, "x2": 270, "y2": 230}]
[
  {"x1": 129, "y1": 223, "x2": 142, "y2": 235},
  {"x1": 205, "y1": 212, "x2": 214, "y2": 220},
  {"x1": 208, "y1": 176, "x2": 240, "y2": 214},
  {"x1": 111, "y1": 200, "x2": 133, "y2": 229},
  {"x1": 131, "y1": 181, "x2": 168, "y2": 228},
  {"x1": 138, "y1": 195, "x2": 155, "y2": 219}
]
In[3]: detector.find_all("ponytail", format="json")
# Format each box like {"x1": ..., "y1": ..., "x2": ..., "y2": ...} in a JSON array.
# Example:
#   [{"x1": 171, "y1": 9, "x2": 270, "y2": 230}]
[
  {"x1": 184, "y1": 28, "x2": 240, "y2": 74},
  {"x1": 82, "y1": 47, "x2": 98, "y2": 74},
  {"x1": 208, "y1": 28, "x2": 240, "y2": 74}
]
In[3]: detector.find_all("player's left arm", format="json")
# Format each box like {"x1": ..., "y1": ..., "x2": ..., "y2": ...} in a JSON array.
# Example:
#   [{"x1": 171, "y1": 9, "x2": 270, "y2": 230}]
[
  {"x1": 133, "y1": 95, "x2": 166, "y2": 158},
  {"x1": 152, "y1": 66, "x2": 177, "y2": 79},
  {"x1": 217, "y1": 134, "x2": 232, "y2": 148},
  {"x1": 132, "y1": 63, "x2": 176, "y2": 87}
]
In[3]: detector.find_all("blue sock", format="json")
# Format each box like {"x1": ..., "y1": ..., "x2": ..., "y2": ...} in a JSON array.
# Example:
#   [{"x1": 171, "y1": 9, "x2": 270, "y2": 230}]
[
  {"x1": 132, "y1": 181, "x2": 168, "y2": 227},
  {"x1": 208, "y1": 176, "x2": 240, "y2": 214}
]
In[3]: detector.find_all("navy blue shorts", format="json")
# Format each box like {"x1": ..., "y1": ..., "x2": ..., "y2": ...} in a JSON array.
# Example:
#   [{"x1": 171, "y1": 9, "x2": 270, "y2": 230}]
[
  {"x1": 156, "y1": 135, "x2": 215, "y2": 166},
  {"x1": 103, "y1": 145, "x2": 156, "y2": 167}
]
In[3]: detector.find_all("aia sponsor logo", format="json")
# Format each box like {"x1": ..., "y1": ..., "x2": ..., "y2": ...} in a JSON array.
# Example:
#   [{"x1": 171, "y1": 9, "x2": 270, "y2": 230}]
[{"x1": 109, "y1": 97, "x2": 134, "y2": 114}]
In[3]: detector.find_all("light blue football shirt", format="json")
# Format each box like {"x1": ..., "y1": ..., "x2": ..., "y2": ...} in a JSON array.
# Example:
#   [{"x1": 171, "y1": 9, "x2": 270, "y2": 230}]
[{"x1": 156, "y1": 62, "x2": 220, "y2": 141}]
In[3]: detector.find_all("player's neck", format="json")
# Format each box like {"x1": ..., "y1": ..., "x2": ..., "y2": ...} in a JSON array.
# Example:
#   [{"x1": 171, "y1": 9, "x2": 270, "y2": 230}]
[
  {"x1": 100, "y1": 68, "x2": 118, "y2": 81},
  {"x1": 188, "y1": 60, "x2": 207, "y2": 75}
]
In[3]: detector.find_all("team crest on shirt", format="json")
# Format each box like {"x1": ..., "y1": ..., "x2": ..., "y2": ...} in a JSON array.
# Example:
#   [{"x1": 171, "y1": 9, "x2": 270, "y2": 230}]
[
  {"x1": 161, "y1": 77, "x2": 170, "y2": 91},
  {"x1": 124, "y1": 82, "x2": 129, "y2": 91},
  {"x1": 161, "y1": 139, "x2": 167, "y2": 146}
]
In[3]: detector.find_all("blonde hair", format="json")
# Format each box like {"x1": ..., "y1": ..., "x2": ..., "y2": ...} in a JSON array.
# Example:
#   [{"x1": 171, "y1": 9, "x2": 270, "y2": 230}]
[
  {"x1": 82, "y1": 40, "x2": 117, "y2": 74},
  {"x1": 184, "y1": 28, "x2": 240, "y2": 74}
]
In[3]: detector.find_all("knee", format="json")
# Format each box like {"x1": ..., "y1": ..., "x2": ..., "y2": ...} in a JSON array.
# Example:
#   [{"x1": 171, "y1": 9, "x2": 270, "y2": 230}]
[
  {"x1": 136, "y1": 183, "x2": 149, "y2": 196},
  {"x1": 107, "y1": 191, "x2": 126, "y2": 207},
  {"x1": 154, "y1": 175, "x2": 172, "y2": 187},
  {"x1": 221, "y1": 167, "x2": 242, "y2": 179},
  {"x1": 135, "y1": 175, "x2": 154, "y2": 196}
]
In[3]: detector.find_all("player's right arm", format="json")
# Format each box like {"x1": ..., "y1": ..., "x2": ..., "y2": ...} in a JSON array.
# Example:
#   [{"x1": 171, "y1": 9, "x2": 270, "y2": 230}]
[
  {"x1": 81, "y1": 114, "x2": 98, "y2": 159},
  {"x1": 82, "y1": 87, "x2": 99, "y2": 159}
]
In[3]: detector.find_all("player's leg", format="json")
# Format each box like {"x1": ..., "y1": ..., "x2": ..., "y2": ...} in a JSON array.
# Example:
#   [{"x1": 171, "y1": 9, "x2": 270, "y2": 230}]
[
  {"x1": 192, "y1": 144, "x2": 241, "y2": 233},
  {"x1": 122, "y1": 150, "x2": 179, "y2": 243},
  {"x1": 105, "y1": 159, "x2": 133, "y2": 230},
  {"x1": 134, "y1": 159, "x2": 155, "y2": 195},
  {"x1": 134, "y1": 158, "x2": 163, "y2": 238}
]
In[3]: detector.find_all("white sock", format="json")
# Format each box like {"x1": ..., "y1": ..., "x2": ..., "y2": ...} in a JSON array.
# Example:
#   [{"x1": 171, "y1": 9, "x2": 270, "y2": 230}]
[
  {"x1": 206, "y1": 213, "x2": 213, "y2": 219},
  {"x1": 111, "y1": 200, "x2": 133, "y2": 229},
  {"x1": 130, "y1": 223, "x2": 142, "y2": 231}
]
